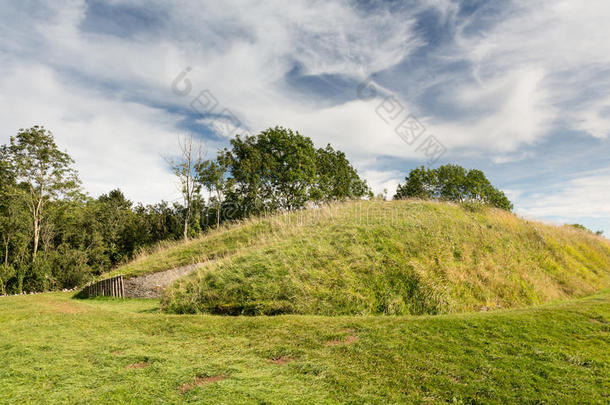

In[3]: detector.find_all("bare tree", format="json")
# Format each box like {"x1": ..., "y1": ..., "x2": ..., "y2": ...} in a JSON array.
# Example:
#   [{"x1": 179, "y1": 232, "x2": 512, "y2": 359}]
[{"x1": 167, "y1": 134, "x2": 205, "y2": 241}]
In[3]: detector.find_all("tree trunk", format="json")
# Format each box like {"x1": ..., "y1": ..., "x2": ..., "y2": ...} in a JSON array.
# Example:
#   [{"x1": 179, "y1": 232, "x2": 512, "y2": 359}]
[
  {"x1": 216, "y1": 190, "x2": 221, "y2": 228},
  {"x1": 183, "y1": 206, "x2": 190, "y2": 241},
  {"x1": 3, "y1": 235, "x2": 8, "y2": 267},
  {"x1": 216, "y1": 204, "x2": 220, "y2": 228},
  {"x1": 33, "y1": 216, "x2": 40, "y2": 257},
  {"x1": 32, "y1": 191, "x2": 43, "y2": 257}
]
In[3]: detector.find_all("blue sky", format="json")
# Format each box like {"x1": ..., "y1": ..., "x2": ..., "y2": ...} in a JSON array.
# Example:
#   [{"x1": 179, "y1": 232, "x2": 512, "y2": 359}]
[{"x1": 1, "y1": 0, "x2": 609, "y2": 235}]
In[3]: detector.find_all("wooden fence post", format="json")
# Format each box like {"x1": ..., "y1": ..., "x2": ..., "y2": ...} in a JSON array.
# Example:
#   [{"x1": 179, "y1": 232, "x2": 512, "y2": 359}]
[{"x1": 84, "y1": 275, "x2": 128, "y2": 298}]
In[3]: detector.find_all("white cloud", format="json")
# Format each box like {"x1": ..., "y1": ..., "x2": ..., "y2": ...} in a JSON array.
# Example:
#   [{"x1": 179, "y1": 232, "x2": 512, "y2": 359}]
[
  {"x1": 572, "y1": 96, "x2": 610, "y2": 139},
  {"x1": 454, "y1": 0, "x2": 610, "y2": 143},
  {"x1": 432, "y1": 67, "x2": 555, "y2": 152},
  {"x1": 0, "y1": 63, "x2": 182, "y2": 204},
  {"x1": 360, "y1": 169, "x2": 404, "y2": 198},
  {"x1": 0, "y1": 0, "x2": 428, "y2": 202},
  {"x1": 515, "y1": 169, "x2": 610, "y2": 219}
]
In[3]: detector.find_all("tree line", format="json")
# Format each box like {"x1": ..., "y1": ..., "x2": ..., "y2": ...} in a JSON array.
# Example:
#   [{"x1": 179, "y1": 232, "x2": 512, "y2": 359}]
[{"x1": 0, "y1": 126, "x2": 370, "y2": 294}]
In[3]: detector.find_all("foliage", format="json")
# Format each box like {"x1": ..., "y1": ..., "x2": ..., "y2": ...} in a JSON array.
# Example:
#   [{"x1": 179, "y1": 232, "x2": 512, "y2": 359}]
[
  {"x1": 0, "y1": 292, "x2": 609, "y2": 403},
  {"x1": 217, "y1": 127, "x2": 370, "y2": 217},
  {"x1": 7, "y1": 126, "x2": 81, "y2": 256},
  {"x1": 0, "y1": 126, "x2": 187, "y2": 292},
  {"x1": 313, "y1": 144, "x2": 371, "y2": 202},
  {"x1": 394, "y1": 164, "x2": 513, "y2": 210}
]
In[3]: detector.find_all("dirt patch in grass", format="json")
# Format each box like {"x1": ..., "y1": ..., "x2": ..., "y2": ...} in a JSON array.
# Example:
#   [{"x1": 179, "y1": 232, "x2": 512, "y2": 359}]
[
  {"x1": 268, "y1": 356, "x2": 295, "y2": 365},
  {"x1": 179, "y1": 375, "x2": 225, "y2": 393},
  {"x1": 126, "y1": 362, "x2": 150, "y2": 369},
  {"x1": 325, "y1": 334, "x2": 359, "y2": 346}
]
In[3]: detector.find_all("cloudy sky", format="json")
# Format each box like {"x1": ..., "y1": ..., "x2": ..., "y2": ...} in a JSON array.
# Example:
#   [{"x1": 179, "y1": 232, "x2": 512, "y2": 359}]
[{"x1": 1, "y1": 0, "x2": 609, "y2": 234}]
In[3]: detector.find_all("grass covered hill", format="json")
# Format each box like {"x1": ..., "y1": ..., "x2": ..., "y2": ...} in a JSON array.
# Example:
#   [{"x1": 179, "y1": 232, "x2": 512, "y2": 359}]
[{"x1": 106, "y1": 200, "x2": 610, "y2": 315}]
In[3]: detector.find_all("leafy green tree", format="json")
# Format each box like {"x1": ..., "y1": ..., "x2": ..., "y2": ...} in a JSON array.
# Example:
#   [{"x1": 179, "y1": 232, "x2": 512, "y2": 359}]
[
  {"x1": 225, "y1": 127, "x2": 319, "y2": 213},
  {"x1": 569, "y1": 224, "x2": 605, "y2": 237},
  {"x1": 435, "y1": 164, "x2": 468, "y2": 201},
  {"x1": 0, "y1": 146, "x2": 31, "y2": 292},
  {"x1": 394, "y1": 164, "x2": 513, "y2": 210},
  {"x1": 0, "y1": 264, "x2": 13, "y2": 295},
  {"x1": 0, "y1": 145, "x2": 17, "y2": 266},
  {"x1": 7, "y1": 126, "x2": 80, "y2": 256},
  {"x1": 0, "y1": 125, "x2": 371, "y2": 293},
  {"x1": 394, "y1": 166, "x2": 437, "y2": 199},
  {"x1": 222, "y1": 127, "x2": 369, "y2": 216},
  {"x1": 95, "y1": 190, "x2": 134, "y2": 266},
  {"x1": 314, "y1": 144, "x2": 370, "y2": 202}
]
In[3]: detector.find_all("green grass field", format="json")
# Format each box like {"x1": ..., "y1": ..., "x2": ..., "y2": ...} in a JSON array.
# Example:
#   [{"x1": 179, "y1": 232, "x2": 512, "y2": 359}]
[{"x1": 1, "y1": 291, "x2": 608, "y2": 403}]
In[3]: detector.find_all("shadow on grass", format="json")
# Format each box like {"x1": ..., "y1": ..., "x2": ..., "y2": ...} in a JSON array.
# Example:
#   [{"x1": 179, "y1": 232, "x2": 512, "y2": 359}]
[{"x1": 137, "y1": 306, "x2": 162, "y2": 314}]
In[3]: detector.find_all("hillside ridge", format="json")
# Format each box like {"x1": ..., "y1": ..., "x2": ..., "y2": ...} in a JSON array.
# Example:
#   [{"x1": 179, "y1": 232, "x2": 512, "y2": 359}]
[{"x1": 104, "y1": 200, "x2": 610, "y2": 316}]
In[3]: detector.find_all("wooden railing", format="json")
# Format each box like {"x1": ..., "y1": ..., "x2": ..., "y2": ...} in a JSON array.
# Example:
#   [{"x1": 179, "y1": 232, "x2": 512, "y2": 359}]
[{"x1": 83, "y1": 275, "x2": 125, "y2": 298}]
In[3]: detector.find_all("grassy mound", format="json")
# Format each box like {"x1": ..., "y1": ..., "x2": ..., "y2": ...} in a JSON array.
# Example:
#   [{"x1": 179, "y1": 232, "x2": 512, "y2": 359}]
[
  {"x1": 1, "y1": 291, "x2": 609, "y2": 402},
  {"x1": 158, "y1": 200, "x2": 610, "y2": 315}
]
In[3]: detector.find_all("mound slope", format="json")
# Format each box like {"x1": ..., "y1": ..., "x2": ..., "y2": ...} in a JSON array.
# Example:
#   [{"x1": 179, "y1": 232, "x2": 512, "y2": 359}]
[{"x1": 151, "y1": 201, "x2": 610, "y2": 315}]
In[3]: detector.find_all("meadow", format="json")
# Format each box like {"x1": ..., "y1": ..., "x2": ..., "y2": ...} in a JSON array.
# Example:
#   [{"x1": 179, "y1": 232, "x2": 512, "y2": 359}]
[
  {"x1": 0, "y1": 291, "x2": 608, "y2": 403},
  {"x1": 3, "y1": 200, "x2": 609, "y2": 403}
]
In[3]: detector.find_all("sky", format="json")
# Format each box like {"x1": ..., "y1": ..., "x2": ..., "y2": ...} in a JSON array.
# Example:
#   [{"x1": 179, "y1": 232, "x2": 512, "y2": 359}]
[{"x1": 0, "y1": 0, "x2": 609, "y2": 235}]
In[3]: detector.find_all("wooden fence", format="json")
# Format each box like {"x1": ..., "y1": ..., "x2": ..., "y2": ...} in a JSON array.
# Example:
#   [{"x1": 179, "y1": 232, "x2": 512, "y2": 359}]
[{"x1": 83, "y1": 275, "x2": 125, "y2": 298}]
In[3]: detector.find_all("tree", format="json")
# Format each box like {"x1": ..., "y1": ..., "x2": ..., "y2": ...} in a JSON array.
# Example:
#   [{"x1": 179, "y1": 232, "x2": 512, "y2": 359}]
[
  {"x1": 225, "y1": 127, "x2": 318, "y2": 213},
  {"x1": 0, "y1": 148, "x2": 29, "y2": 293},
  {"x1": 7, "y1": 126, "x2": 80, "y2": 256},
  {"x1": 95, "y1": 189, "x2": 134, "y2": 266},
  {"x1": 0, "y1": 187, "x2": 29, "y2": 267},
  {"x1": 436, "y1": 164, "x2": 468, "y2": 201},
  {"x1": 393, "y1": 166, "x2": 437, "y2": 199},
  {"x1": 196, "y1": 151, "x2": 230, "y2": 228},
  {"x1": 314, "y1": 144, "x2": 370, "y2": 202},
  {"x1": 202, "y1": 127, "x2": 370, "y2": 219},
  {"x1": 394, "y1": 164, "x2": 513, "y2": 211},
  {"x1": 167, "y1": 134, "x2": 204, "y2": 241},
  {"x1": 0, "y1": 145, "x2": 15, "y2": 266}
]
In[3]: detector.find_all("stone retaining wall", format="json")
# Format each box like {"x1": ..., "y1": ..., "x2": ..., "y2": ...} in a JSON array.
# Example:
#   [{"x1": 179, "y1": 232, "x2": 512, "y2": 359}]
[
  {"x1": 123, "y1": 263, "x2": 204, "y2": 298},
  {"x1": 79, "y1": 263, "x2": 206, "y2": 299}
]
